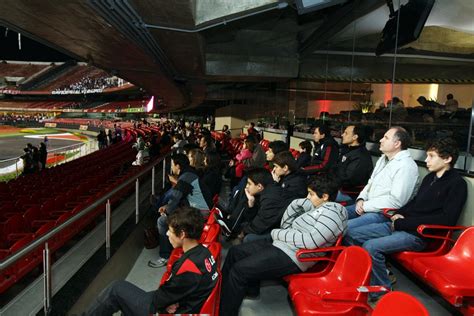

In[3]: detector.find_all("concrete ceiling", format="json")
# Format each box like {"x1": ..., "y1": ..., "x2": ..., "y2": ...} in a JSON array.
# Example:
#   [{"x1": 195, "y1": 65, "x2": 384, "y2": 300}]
[{"x1": 0, "y1": 0, "x2": 472, "y2": 111}]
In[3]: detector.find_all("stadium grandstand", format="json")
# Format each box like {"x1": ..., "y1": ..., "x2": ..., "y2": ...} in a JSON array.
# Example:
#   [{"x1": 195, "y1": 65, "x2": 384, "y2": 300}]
[{"x1": 0, "y1": 1, "x2": 473, "y2": 316}]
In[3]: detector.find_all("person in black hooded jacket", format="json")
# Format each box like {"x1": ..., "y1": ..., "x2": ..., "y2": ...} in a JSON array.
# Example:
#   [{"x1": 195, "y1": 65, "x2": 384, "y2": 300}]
[
  {"x1": 272, "y1": 151, "x2": 307, "y2": 204},
  {"x1": 239, "y1": 168, "x2": 290, "y2": 243},
  {"x1": 302, "y1": 123, "x2": 339, "y2": 175}
]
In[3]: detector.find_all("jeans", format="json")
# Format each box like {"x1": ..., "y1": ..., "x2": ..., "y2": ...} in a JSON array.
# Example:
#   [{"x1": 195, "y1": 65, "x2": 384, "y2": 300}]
[
  {"x1": 220, "y1": 240, "x2": 301, "y2": 316},
  {"x1": 335, "y1": 191, "x2": 354, "y2": 205},
  {"x1": 345, "y1": 222, "x2": 426, "y2": 299},
  {"x1": 157, "y1": 215, "x2": 172, "y2": 259},
  {"x1": 85, "y1": 280, "x2": 154, "y2": 316},
  {"x1": 243, "y1": 233, "x2": 272, "y2": 243},
  {"x1": 346, "y1": 204, "x2": 389, "y2": 230}
]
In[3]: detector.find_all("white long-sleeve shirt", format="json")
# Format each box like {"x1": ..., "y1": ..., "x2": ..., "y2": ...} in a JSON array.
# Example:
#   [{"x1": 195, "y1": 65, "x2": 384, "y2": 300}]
[{"x1": 357, "y1": 150, "x2": 419, "y2": 213}]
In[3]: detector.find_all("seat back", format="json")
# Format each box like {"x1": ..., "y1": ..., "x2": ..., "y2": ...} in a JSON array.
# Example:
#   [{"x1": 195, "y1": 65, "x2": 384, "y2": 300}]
[
  {"x1": 199, "y1": 272, "x2": 222, "y2": 316},
  {"x1": 445, "y1": 226, "x2": 474, "y2": 260},
  {"x1": 200, "y1": 224, "x2": 221, "y2": 244},
  {"x1": 324, "y1": 246, "x2": 372, "y2": 301},
  {"x1": 373, "y1": 291, "x2": 429, "y2": 316}
]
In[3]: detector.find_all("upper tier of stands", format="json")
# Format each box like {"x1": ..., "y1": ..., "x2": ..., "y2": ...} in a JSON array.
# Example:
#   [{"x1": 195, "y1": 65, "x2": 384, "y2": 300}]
[{"x1": 0, "y1": 62, "x2": 49, "y2": 79}]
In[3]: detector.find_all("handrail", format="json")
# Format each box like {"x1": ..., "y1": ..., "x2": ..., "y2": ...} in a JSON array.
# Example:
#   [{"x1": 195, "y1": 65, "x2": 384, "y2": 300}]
[{"x1": 0, "y1": 154, "x2": 167, "y2": 271}]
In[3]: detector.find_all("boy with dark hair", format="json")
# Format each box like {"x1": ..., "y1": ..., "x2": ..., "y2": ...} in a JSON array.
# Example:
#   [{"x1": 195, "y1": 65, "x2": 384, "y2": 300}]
[
  {"x1": 220, "y1": 174, "x2": 348, "y2": 316},
  {"x1": 302, "y1": 123, "x2": 339, "y2": 175},
  {"x1": 86, "y1": 207, "x2": 218, "y2": 316},
  {"x1": 345, "y1": 137, "x2": 467, "y2": 304},
  {"x1": 265, "y1": 140, "x2": 288, "y2": 163},
  {"x1": 296, "y1": 140, "x2": 312, "y2": 169},
  {"x1": 150, "y1": 153, "x2": 212, "y2": 268},
  {"x1": 272, "y1": 151, "x2": 307, "y2": 203},
  {"x1": 216, "y1": 168, "x2": 288, "y2": 243}
]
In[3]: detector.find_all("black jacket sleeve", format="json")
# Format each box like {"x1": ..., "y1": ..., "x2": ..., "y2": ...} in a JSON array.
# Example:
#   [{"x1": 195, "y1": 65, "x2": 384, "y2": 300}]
[
  {"x1": 152, "y1": 271, "x2": 201, "y2": 312},
  {"x1": 395, "y1": 177, "x2": 467, "y2": 231}
]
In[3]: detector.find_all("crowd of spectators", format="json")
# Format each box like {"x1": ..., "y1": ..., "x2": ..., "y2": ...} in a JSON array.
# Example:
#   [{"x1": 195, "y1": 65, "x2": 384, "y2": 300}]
[
  {"x1": 53, "y1": 75, "x2": 123, "y2": 93},
  {"x1": 83, "y1": 118, "x2": 467, "y2": 315}
]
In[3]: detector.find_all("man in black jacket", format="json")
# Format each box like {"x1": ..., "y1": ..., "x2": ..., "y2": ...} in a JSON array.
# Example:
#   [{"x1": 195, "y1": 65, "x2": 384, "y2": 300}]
[
  {"x1": 272, "y1": 151, "x2": 307, "y2": 203},
  {"x1": 345, "y1": 137, "x2": 467, "y2": 303},
  {"x1": 302, "y1": 123, "x2": 339, "y2": 175},
  {"x1": 86, "y1": 207, "x2": 218, "y2": 316},
  {"x1": 335, "y1": 125, "x2": 373, "y2": 203}
]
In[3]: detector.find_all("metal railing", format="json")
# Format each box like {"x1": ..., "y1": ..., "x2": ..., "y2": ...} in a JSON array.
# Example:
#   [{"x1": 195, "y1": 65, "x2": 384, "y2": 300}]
[
  {"x1": 0, "y1": 153, "x2": 168, "y2": 313},
  {"x1": 0, "y1": 140, "x2": 98, "y2": 179}
]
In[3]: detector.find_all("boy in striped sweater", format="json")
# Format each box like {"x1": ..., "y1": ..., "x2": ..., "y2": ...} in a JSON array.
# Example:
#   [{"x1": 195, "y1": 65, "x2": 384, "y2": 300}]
[{"x1": 220, "y1": 174, "x2": 348, "y2": 316}]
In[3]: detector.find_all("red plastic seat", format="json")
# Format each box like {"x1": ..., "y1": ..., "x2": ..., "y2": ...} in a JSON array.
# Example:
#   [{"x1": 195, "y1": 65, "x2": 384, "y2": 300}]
[
  {"x1": 284, "y1": 235, "x2": 343, "y2": 284},
  {"x1": 411, "y1": 226, "x2": 474, "y2": 312},
  {"x1": 289, "y1": 246, "x2": 372, "y2": 316},
  {"x1": 391, "y1": 224, "x2": 466, "y2": 271},
  {"x1": 372, "y1": 291, "x2": 429, "y2": 316}
]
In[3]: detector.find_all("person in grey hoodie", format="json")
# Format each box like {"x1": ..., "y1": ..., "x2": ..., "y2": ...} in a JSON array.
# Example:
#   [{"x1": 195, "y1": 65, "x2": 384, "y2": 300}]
[{"x1": 219, "y1": 174, "x2": 348, "y2": 316}]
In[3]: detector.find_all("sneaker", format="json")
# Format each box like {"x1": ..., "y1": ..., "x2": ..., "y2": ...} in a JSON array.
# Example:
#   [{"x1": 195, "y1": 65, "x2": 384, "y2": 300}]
[
  {"x1": 387, "y1": 269, "x2": 397, "y2": 285},
  {"x1": 215, "y1": 217, "x2": 232, "y2": 237},
  {"x1": 148, "y1": 257, "x2": 168, "y2": 268}
]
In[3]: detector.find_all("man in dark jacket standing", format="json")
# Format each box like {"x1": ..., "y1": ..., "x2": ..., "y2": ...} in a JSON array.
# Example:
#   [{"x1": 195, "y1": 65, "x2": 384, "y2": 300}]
[
  {"x1": 302, "y1": 123, "x2": 339, "y2": 175},
  {"x1": 345, "y1": 137, "x2": 467, "y2": 304},
  {"x1": 335, "y1": 125, "x2": 373, "y2": 202}
]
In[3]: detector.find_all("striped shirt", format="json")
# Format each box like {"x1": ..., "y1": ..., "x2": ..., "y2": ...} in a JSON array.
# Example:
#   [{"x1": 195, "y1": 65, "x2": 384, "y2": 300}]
[{"x1": 271, "y1": 199, "x2": 348, "y2": 271}]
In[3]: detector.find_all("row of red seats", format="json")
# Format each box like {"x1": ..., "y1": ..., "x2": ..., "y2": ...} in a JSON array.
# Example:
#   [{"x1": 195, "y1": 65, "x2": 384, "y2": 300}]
[
  {"x1": 285, "y1": 223, "x2": 474, "y2": 315},
  {"x1": 0, "y1": 127, "x2": 163, "y2": 294}
]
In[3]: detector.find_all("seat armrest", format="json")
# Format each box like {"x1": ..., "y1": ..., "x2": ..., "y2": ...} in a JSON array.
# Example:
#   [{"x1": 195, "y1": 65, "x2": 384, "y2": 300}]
[
  {"x1": 417, "y1": 224, "x2": 467, "y2": 241},
  {"x1": 296, "y1": 246, "x2": 345, "y2": 262},
  {"x1": 382, "y1": 208, "x2": 398, "y2": 218}
]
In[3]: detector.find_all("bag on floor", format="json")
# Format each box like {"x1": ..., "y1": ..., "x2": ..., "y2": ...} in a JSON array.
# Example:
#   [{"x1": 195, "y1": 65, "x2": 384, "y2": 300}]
[{"x1": 144, "y1": 226, "x2": 159, "y2": 249}]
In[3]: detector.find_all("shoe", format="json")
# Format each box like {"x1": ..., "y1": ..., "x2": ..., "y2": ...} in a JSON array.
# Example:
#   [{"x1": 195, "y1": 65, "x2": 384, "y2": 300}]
[
  {"x1": 148, "y1": 257, "x2": 168, "y2": 268},
  {"x1": 368, "y1": 296, "x2": 382, "y2": 309},
  {"x1": 215, "y1": 217, "x2": 232, "y2": 237},
  {"x1": 387, "y1": 269, "x2": 397, "y2": 285}
]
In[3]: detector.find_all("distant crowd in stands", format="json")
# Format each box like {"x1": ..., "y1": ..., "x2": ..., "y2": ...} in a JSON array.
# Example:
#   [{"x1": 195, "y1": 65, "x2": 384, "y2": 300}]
[
  {"x1": 0, "y1": 114, "x2": 49, "y2": 124},
  {"x1": 86, "y1": 117, "x2": 468, "y2": 315},
  {"x1": 53, "y1": 76, "x2": 124, "y2": 93},
  {"x1": 21, "y1": 141, "x2": 48, "y2": 175}
]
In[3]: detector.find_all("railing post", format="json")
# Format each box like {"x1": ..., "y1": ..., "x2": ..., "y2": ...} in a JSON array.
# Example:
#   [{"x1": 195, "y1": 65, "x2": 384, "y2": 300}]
[
  {"x1": 43, "y1": 242, "x2": 51, "y2": 315},
  {"x1": 16, "y1": 159, "x2": 19, "y2": 177},
  {"x1": 135, "y1": 179, "x2": 139, "y2": 224},
  {"x1": 151, "y1": 166, "x2": 155, "y2": 195},
  {"x1": 162, "y1": 158, "x2": 166, "y2": 189},
  {"x1": 105, "y1": 199, "x2": 111, "y2": 260}
]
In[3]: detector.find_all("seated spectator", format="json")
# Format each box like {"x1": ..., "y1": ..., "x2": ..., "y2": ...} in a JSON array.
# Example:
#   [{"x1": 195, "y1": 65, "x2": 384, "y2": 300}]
[
  {"x1": 272, "y1": 151, "x2": 307, "y2": 203},
  {"x1": 335, "y1": 125, "x2": 373, "y2": 203},
  {"x1": 171, "y1": 133, "x2": 188, "y2": 154},
  {"x1": 149, "y1": 154, "x2": 212, "y2": 268},
  {"x1": 187, "y1": 148, "x2": 206, "y2": 176},
  {"x1": 199, "y1": 134, "x2": 216, "y2": 154},
  {"x1": 445, "y1": 93, "x2": 459, "y2": 112},
  {"x1": 222, "y1": 124, "x2": 231, "y2": 138},
  {"x1": 296, "y1": 140, "x2": 312, "y2": 169},
  {"x1": 265, "y1": 140, "x2": 288, "y2": 169},
  {"x1": 216, "y1": 168, "x2": 288, "y2": 243},
  {"x1": 347, "y1": 126, "x2": 419, "y2": 230},
  {"x1": 202, "y1": 151, "x2": 222, "y2": 198},
  {"x1": 85, "y1": 207, "x2": 218, "y2": 315},
  {"x1": 247, "y1": 122, "x2": 258, "y2": 138},
  {"x1": 302, "y1": 123, "x2": 339, "y2": 175},
  {"x1": 219, "y1": 174, "x2": 348, "y2": 316},
  {"x1": 234, "y1": 142, "x2": 253, "y2": 179},
  {"x1": 345, "y1": 137, "x2": 467, "y2": 304},
  {"x1": 241, "y1": 135, "x2": 266, "y2": 169}
]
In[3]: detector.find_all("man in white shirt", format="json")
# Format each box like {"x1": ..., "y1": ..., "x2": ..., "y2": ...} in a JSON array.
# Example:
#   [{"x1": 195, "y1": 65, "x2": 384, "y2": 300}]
[{"x1": 346, "y1": 126, "x2": 419, "y2": 230}]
